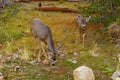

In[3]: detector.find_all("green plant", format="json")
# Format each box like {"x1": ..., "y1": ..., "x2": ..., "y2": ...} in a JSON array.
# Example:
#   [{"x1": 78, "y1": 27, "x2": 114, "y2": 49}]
[{"x1": 78, "y1": 1, "x2": 120, "y2": 27}]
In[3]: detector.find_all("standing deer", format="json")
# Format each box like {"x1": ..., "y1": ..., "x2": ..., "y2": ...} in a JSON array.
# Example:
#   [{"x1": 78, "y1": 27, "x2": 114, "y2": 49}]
[
  {"x1": 76, "y1": 14, "x2": 91, "y2": 47},
  {"x1": 30, "y1": 18, "x2": 62, "y2": 66}
]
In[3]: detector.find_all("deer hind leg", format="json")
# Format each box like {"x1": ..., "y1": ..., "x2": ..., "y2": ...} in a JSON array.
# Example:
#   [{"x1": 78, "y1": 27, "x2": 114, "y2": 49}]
[{"x1": 34, "y1": 38, "x2": 38, "y2": 58}]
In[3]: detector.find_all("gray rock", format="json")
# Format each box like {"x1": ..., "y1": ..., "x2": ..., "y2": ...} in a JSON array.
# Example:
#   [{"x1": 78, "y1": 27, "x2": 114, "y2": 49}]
[
  {"x1": 73, "y1": 66, "x2": 95, "y2": 80},
  {"x1": 111, "y1": 70, "x2": 120, "y2": 80},
  {"x1": 0, "y1": 72, "x2": 4, "y2": 80},
  {"x1": 67, "y1": 58, "x2": 77, "y2": 64},
  {"x1": 14, "y1": 66, "x2": 20, "y2": 72}
]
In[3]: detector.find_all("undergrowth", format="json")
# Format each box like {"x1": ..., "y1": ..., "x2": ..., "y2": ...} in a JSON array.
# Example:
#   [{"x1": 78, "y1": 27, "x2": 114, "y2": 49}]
[{"x1": 0, "y1": 1, "x2": 119, "y2": 80}]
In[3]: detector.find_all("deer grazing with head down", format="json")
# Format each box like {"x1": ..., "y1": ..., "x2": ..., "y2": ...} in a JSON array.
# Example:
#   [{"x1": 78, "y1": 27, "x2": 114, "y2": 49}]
[
  {"x1": 30, "y1": 18, "x2": 62, "y2": 66},
  {"x1": 76, "y1": 14, "x2": 91, "y2": 47}
]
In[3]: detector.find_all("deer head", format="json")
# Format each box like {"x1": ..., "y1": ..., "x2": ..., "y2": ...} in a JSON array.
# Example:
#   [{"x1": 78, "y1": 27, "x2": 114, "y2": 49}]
[
  {"x1": 47, "y1": 44, "x2": 63, "y2": 66},
  {"x1": 76, "y1": 14, "x2": 91, "y2": 29}
]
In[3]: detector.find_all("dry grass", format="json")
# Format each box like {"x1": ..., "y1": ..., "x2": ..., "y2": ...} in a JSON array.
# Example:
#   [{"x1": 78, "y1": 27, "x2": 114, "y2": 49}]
[{"x1": 0, "y1": 1, "x2": 119, "y2": 80}]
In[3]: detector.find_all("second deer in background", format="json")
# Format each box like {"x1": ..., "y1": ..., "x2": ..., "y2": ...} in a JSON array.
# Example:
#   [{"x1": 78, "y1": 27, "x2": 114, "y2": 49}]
[{"x1": 76, "y1": 14, "x2": 91, "y2": 47}]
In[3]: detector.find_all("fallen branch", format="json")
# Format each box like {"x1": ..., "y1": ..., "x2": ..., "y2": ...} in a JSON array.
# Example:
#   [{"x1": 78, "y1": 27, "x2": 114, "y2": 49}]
[
  {"x1": 35, "y1": 6, "x2": 78, "y2": 13},
  {"x1": 14, "y1": 0, "x2": 30, "y2": 2},
  {"x1": 67, "y1": 0, "x2": 79, "y2": 2}
]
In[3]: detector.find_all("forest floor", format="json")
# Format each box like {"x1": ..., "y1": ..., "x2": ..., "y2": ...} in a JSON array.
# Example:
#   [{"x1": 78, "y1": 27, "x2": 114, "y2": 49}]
[{"x1": 0, "y1": 1, "x2": 119, "y2": 80}]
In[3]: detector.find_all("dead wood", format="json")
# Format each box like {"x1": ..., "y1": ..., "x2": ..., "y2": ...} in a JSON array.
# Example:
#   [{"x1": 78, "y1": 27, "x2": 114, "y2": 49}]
[{"x1": 35, "y1": 6, "x2": 78, "y2": 13}]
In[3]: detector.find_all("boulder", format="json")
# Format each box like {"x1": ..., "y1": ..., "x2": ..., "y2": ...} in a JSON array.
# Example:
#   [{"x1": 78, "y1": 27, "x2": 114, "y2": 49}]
[
  {"x1": 0, "y1": 72, "x2": 3, "y2": 80},
  {"x1": 111, "y1": 70, "x2": 120, "y2": 80},
  {"x1": 73, "y1": 66, "x2": 95, "y2": 80}
]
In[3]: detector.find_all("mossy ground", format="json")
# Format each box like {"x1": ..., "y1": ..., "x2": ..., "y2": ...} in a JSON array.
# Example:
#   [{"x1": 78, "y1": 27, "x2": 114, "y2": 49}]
[{"x1": 0, "y1": 1, "x2": 119, "y2": 80}]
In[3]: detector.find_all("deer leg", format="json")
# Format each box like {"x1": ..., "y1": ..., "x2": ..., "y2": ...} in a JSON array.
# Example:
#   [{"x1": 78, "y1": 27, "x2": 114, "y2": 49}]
[
  {"x1": 77, "y1": 31, "x2": 80, "y2": 43},
  {"x1": 77, "y1": 28, "x2": 81, "y2": 43},
  {"x1": 82, "y1": 33, "x2": 86, "y2": 48},
  {"x1": 40, "y1": 42, "x2": 48, "y2": 60},
  {"x1": 78, "y1": 28, "x2": 83, "y2": 44},
  {"x1": 36, "y1": 39, "x2": 45, "y2": 63},
  {"x1": 34, "y1": 38, "x2": 38, "y2": 57}
]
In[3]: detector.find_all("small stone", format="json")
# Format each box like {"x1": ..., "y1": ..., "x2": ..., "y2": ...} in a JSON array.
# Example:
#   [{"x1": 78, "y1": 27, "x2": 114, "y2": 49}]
[
  {"x1": 60, "y1": 53, "x2": 65, "y2": 58},
  {"x1": 116, "y1": 78, "x2": 120, "y2": 80},
  {"x1": 111, "y1": 70, "x2": 120, "y2": 80},
  {"x1": 67, "y1": 58, "x2": 78, "y2": 64},
  {"x1": 29, "y1": 60, "x2": 36, "y2": 65},
  {"x1": 37, "y1": 73, "x2": 41, "y2": 77},
  {"x1": 42, "y1": 59, "x2": 50, "y2": 65},
  {"x1": 0, "y1": 72, "x2": 4, "y2": 80},
  {"x1": 14, "y1": 66, "x2": 20, "y2": 72},
  {"x1": 73, "y1": 52, "x2": 79, "y2": 56},
  {"x1": 12, "y1": 54, "x2": 20, "y2": 60}
]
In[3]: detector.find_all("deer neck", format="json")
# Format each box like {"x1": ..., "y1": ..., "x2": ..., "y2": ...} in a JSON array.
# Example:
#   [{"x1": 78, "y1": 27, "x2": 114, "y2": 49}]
[{"x1": 47, "y1": 31, "x2": 56, "y2": 54}]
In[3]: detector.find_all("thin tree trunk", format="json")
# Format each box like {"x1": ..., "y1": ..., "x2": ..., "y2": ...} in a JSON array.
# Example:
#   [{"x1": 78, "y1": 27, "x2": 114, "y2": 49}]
[{"x1": 109, "y1": 0, "x2": 114, "y2": 14}]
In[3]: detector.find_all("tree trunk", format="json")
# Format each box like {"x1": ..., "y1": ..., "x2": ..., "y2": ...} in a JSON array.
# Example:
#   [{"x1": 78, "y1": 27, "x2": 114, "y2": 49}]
[{"x1": 109, "y1": 0, "x2": 114, "y2": 15}]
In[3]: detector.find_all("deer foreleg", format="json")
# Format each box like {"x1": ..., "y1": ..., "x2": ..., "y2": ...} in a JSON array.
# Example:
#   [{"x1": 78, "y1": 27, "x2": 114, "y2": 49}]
[
  {"x1": 41, "y1": 42, "x2": 48, "y2": 60},
  {"x1": 77, "y1": 28, "x2": 82, "y2": 43},
  {"x1": 82, "y1": 33, "x2": 86, "y2": 48},
  {"x1": 37, "y1": 41, "x2": 44, "y2": 63},
  {"x1": 77, "y1": 32, "x2": 80, "y2": 43},
  {"x1": 80, "y1": 30, "x2": 83, "y2": 43}
]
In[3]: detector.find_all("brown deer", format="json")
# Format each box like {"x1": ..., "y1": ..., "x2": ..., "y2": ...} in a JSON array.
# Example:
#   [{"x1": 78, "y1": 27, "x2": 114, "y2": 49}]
[
  {"x1": 76, "y1": 14, "x2": 91, "y2": 47},
  {"x1": 30, "y1": 18, "x2": 62, "y2": 66}
]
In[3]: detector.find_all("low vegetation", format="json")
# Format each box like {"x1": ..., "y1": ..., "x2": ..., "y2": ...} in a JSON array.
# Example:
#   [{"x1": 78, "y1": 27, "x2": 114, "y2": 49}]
[{"x1": 0, "y1": 1, "x2": 119, "y2": 80}]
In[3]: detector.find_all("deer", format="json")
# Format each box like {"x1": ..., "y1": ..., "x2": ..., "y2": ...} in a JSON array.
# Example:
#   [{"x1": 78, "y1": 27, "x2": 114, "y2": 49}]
[
  {"x1": 30, "y1": 18, "x2": 62, "y2": 66},
  {"x1": 76, "y1": 14, "x2": 91, "y2": 47}
]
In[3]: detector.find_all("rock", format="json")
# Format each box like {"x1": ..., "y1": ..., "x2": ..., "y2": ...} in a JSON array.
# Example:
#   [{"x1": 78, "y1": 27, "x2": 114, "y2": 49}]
[
  {"x1": 59, "y1": 50, "x2": 68, "y2": 59},
  {"x1": 0, "y1": 72, "x2": 4, "y2": 80},
  {"x1": 29, "y1": 60, "x2": 36, "y2": 65},
  {"x1": 73, "y1": 66, "x2": 95, "y2": 80},
  {"x1": 73, "y1": 52, "x2": 79, "y2": 56},
  {"x1": 73, "y1": 52, "x2": 83, "y2": 56},
  {"x1": 116, "y1": 78, "x2": 120, "y2": 80},
  {"x1": 12, "y1": 54, "x2": 20, "y2": 60},
  {"x1": 14, "y1": 66, "x2": 20, "y2": 72},
  {"x1": 67, "y1": 58, "x2": 77, "y2": 64},
  {"x1": 111, "y1": 70, "x2": 120, "y2": 80},
  {"x1": 42, "y1": 59, "x2": 50, "y2": 65}
]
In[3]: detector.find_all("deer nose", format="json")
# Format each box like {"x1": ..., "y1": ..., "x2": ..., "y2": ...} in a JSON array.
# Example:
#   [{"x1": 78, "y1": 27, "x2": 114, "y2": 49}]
[
  {"x1": 53, "y1": 58, "x2": 56, "y2": 61},
  {"x1": 51, "y1": 56, "x2": 56, "y2": 61}
]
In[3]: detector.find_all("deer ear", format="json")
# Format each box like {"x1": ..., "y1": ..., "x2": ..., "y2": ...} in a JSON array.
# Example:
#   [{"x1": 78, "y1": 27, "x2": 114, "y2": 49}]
[
  {"x1": 76, "y1": 15, "x2": 83, "y2": 22},
  {"x1": 56, "y1": 44, "x2": 63, "y2": 52},
  {"x1": 86, "y1": 16, "x2": 91, "y2": 22}
]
